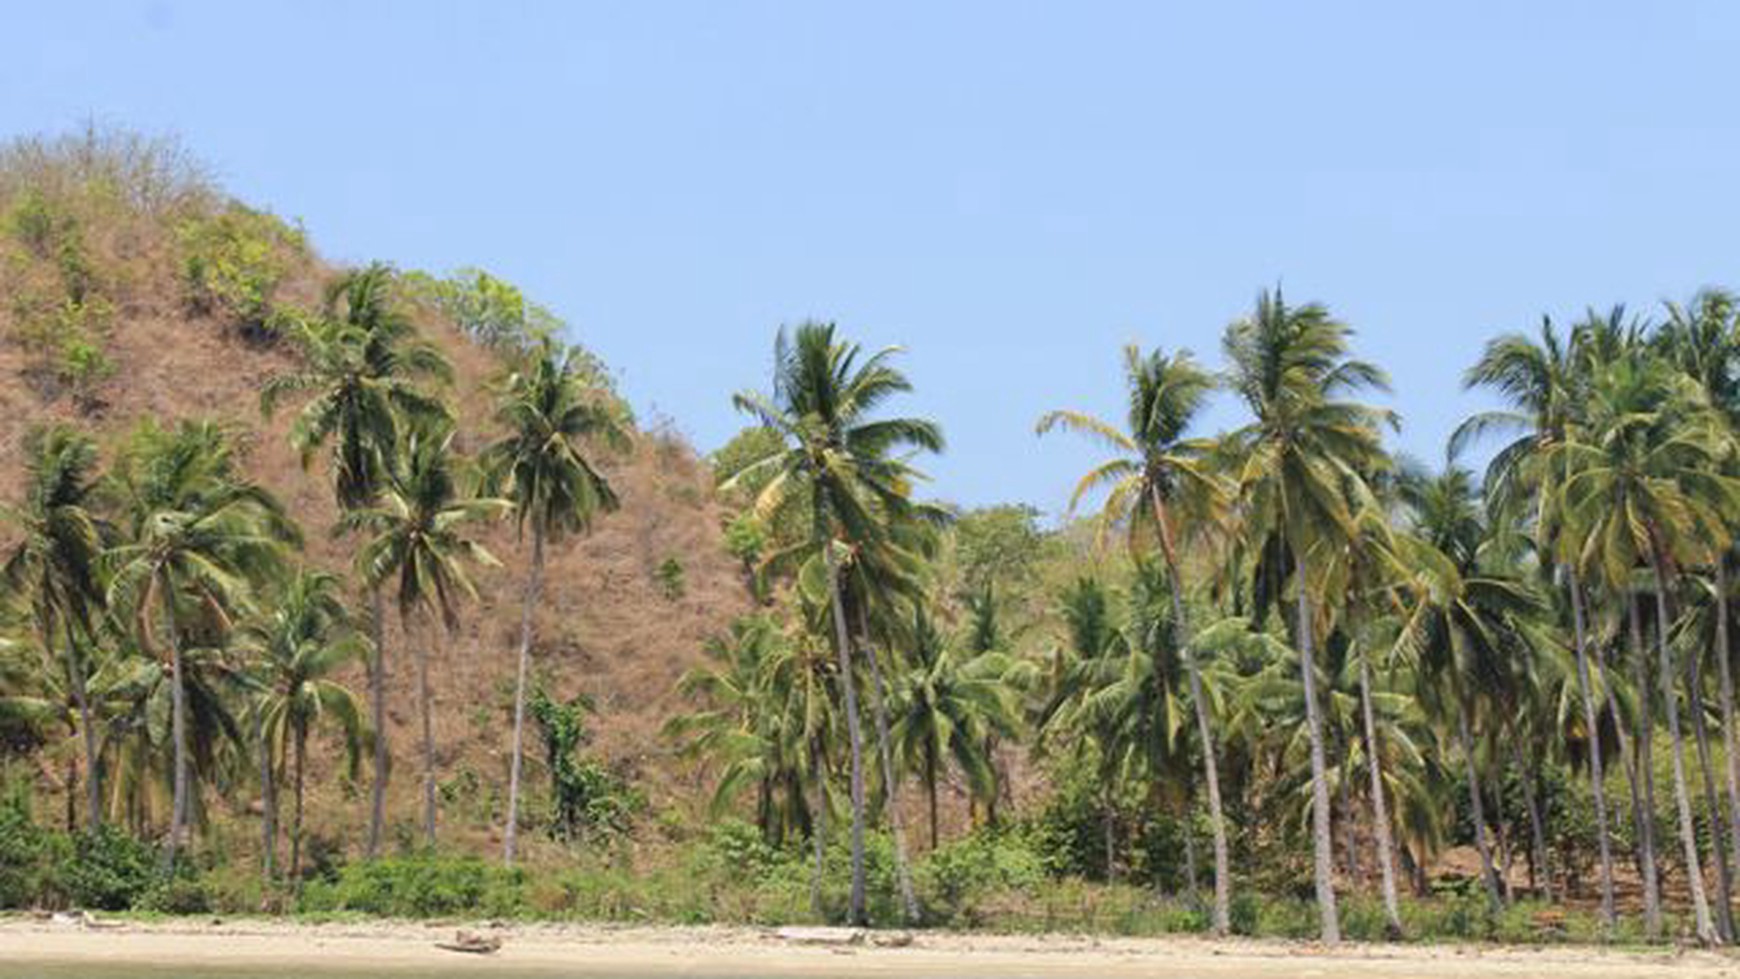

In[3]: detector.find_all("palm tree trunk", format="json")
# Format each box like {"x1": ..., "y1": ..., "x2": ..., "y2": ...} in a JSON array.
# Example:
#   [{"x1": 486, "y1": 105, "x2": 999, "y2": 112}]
[
  {"x1": 417, "y1": 615, "x2": 439, "y2": 849},
  {"x1": 291, "y1": 718, "x2": 308, "y2": 883},
  {"x1": 822, "y1": 543, "x2": 868, "y2": 926},
  {"x1": 1567, "y1": 569, "x2": 1617, "y2": 926},
  {"x1": 59, "y1": 616, "x2": 101, "y2": 831},
  {"x1": 1151, "y1": 488, "x2": 1231, "y2": 934},
  {"x1": 367, "y1": 585, "x2": 387, "y2": 860},
  {"x1": 1338, "y1": 765, "x2": 1360, "y2": 884},
  {"x1": 162, "y1": 576, "x2": 189, "y2": 870},
  {"x1": 503, "y1": 523, "x2": 545, "y2": 867},
  {"x1": 256, "y1": 705, "x2": 276, "y2": 883},
  {"x1": 1713, "y1": 558, "x2": 1740, "y2": 932},
  {"x1": 1183, "y1": 807, "x2": 1201, "y2": 899},
  {"x1": 1629, "y1": 592, "x2": 1665, "y2": 938},
  {"x1": 926, "y1": 743, "x2": 939, "y2": 851},
  {"x1": 1508, "y1": 738, "x2": 1553, "y2": 904},
  {"x1": 1455, "y1": 697, "x2": 1505, "y2": 909},
  {"x1": 1688, "y1": 638, "x2": 1735, "y2": 940},
  {"x1": 809, "y1": 734, "x2": 827, "y2": 918},
  {"x1": 1359, "y1": 655, "x2": 1403, "y2": 937},
  {"x1": 854, "y1": 605, "x2": 919, "y2": 925},
  {"x1": 1294, "y1": 552, "x2": 1341, "y2": 943},
  {"x1": 1649, "y1": 558, "x2": 1717, "y2": 944}
]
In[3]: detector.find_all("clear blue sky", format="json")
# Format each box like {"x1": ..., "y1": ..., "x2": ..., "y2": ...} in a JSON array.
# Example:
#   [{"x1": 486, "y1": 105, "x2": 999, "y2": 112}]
[{"x1": 9, "y1": 3, "x2": 1740, "y2": 515}]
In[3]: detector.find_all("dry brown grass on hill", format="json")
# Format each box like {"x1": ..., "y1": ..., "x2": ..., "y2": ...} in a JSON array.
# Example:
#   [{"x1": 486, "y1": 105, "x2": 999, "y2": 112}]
[{"x1": 0, "y1": 127, "x2": 755, "y2": 856}]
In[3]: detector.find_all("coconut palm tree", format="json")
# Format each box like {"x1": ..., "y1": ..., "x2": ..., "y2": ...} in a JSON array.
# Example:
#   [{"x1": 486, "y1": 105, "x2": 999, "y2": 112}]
[
  {"x1": 261, "y1": 261, "x2": 451, "y2": 856},
  {"x1": 104, "y1": 419, "x2": 298, "y2": 866},
  {"x1": 1, "y1": 425, "x2": 109, "y2": 829},
  {"x1": 237, "y1": 569, "x2": 369, "y2": 882},
  {"x1": 1457, "y1": 315, "x2": 1621, "y2": 927},
  {"x1": 481, "y1": 338, "x2": 629, "y2": 867},
  {"x1": 1658, "y1": 288, "x2": 1740, "y2": 929},
  {"x1": 342, "y1": 422, "x2": 505, "y2": 847},
  {"x1": 724, "y1": 322, "x2": 943, "y2": 925},
  {"x1": 889, "y1": 604, "x2": 1023, "y2": 849},
  {"x1": 1556, "y1": 353, "x2": 1737, "y2": 945},
  {"x1": 1036, "y1": 344, "x2": 1235, "y2": 932},
  {"x1": 1393, "y1": 462, "x2": 1542, "y2": 910},
  {"x1": 1221, "y1": 288, "x2": 1394, "y2": 942}
]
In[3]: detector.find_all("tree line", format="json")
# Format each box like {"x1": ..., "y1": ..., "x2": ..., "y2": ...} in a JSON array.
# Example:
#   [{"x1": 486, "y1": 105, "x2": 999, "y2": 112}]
[
  {"x1": 676, "y1": 290, "x2": 1740, "y2": 946},
  {"x1": 2, "y1": 262, "x2": 626, "y2": 885}
]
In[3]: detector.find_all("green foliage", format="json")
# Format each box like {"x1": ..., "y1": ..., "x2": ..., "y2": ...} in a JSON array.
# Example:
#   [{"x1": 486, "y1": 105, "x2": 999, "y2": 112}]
[
  {"x1": 709, "y1": 426, "x2": 785, "y2": 494},
  {"x1": 531, "y1": 688, "x2": 640, "y2": 843},
  {"x1": 952, "y1": 504, "x2": 1049, "y2": 593},
  {"x1": 917, "y1": 829, "x2": 1045, "y2": 925},
  {"x1": 655, "y1": 556, "x2": 686, "y2": 600},
  {"x1": 299, "y1": 855, "x2": 526, "y2": 918},
  {"x1": 0, "y1": 785, "x2": 61, "y2": 908},
  {"x1": 60, "y1": 825, "x2": 158, "y2": 911},
  {"x1": 177, "y1": 204, "x2": 305, "y2": 332}
]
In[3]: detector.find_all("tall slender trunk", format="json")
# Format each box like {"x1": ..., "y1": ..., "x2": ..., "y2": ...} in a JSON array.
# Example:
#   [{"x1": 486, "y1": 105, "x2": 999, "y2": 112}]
[
  {"x1": 162, "y1": 576, "x2": 189, "y2": 870},
  {"x1": 1567, "y1": 570, "x2": 1616, "y2": 926},
  {"x1": 1455, "y1": 696, "x2": 1505, "y2": 909},
  {"x1": 822, "y1": 543, "x2": 868, "y2": 926},
  {"x1": 1358, "y1": 655, "x2": 1403, "y2": 937},
  {"x1": 854, "y1": 606, "x2": 919, "y2": 925},
  {"x1": 1649, "y1": 557, "x2": 1717, "y2": 944},
  {"x1": 1629, "y1": 593, "x2": 1664, "y2": 938},
  {"x1": 925, "y1": 744, "x2": 939, "y2": 850},
  {"x1": 1104, "y1": 784, "x2": 1118, "y2": 883},
  {"x1": 59, "y1": 616, "x2": 101, "y2": 831},
  {"x1": 1151, "y1": 488, "x2": 1231, "y2": 934},
  {"x1": 257, "y1": 705, "x2": 276, "y2": 883},
  {"x1": 1294, "y1": 552, "x2": 1340, "y2": 943},
  {"x1": 416, "y1": 615, "x2": 439, "y2": 849},
  {"x1": 1688, "y1": 634, "x2": 1735, "y2": 940},
  {"x1": 1509, "y1": 738, "x2": 1553, "y2": 904},
  {"x1": 1183, "y1": 807, "x2": 1201, "y2": 899},
  {"x1": 290, "y1": 719, "x2": 308, "y2": 883},
  {"x1": 63, "y1": 749, "x2": 76, "y2": 833},
  {"x1": 1339, "y1": 764, "x2": 1360, "y2": 884},
  {"x1": 367, "y1": 586, "x2": 387, "y2": 859},
  {"x1": 810, "y1": 734, "x2": 827, "y2": 918},
  {"x1": 503, "y1": 524, "x2": 546, "y2": 867},
  {"x1": 1714, "y1": 558, "x2": 1740, "y2": 932}
]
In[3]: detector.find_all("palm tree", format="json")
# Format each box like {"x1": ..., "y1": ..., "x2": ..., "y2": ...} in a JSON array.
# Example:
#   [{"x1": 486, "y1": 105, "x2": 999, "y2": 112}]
[
  {"x1": 890, "y1": 605, "x2": 1022, "y2": 849},
  {"x1": 481, "y1": 338, "x2": 629, "y2": 867},
  {"x1": 1036, "y1": 344, "x2": 1235, "y2": 932},
  {"x1": 1221, "y1": 288, "x2": 1393, "y2": 942},
  {"x1": 1658, "y1": 288, "x2": 1740, "y2": 927},
  {"x1": 2, "y1": 426, "x2": 108, "y2": 830},
  {"x1": 237, "y1": 569, "x2": 369, "y2": 881},
  {"x1": 104, "y1": 420, "x2": 298, "y2": 866},
  {"x1": 725, "y1": 322, "x2": 944, "y2": 925},
  {"x1": 1556, "y1": 353, "x2": 1736, "y2": 945},
  {"x1": 343, "y1": 422, "x2": 504, "y2": 847},
  {"x1": 1457, "y1": 316, "x2": 1621, "y2": 927},
  {"x1": 261, "y1": 262, "x2": 451, "y2": 856},
  {"x1": 1393, "y1": 462, "x2": 1541, "y2": 910}
]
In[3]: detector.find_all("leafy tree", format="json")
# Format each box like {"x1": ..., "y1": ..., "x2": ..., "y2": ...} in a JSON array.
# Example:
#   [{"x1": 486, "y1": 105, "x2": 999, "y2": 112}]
[
  {"x1": 1222, "y1": 288, "x2": 1393, "y2": 943},
  {"x1": 1037, "y1": 343, "x2": 1235, "y2": 932},
  {"x1": 725, "y1": 322, "x2": 943, "y2": 925},
  {"x1": 342, "y1": 423, "x2": 504, "y2": 847},
  {"x1": 480, "y1": 338, "x2": 629, "y2": 866},
  {"x1": 1, "y1": 426, "x2": 108, "y2": 829}
]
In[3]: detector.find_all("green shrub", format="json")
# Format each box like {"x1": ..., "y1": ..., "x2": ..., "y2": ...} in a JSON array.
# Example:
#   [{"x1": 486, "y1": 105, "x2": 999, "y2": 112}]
[
  {"x1": 60, "y1": 825, "x2": 157, "y2": 911},
  {"x1": 136, "y1": 875, "x2": 211, "y2": 914},
  {"x1": 917, "y1": 829, "x2": 1045, "y2": 924},
  {"x1": 0, "y1": 786, "x2": 63, "y2": 908},
  {"x1": 655, "y1": 557, "x2": 686, "y2": 600},
  {"x1": 177, "y1": 204, "x2": 304, "y2": 332},
  {"x1": 299, "y1": 855, "x2": 526, "y2": 918}
]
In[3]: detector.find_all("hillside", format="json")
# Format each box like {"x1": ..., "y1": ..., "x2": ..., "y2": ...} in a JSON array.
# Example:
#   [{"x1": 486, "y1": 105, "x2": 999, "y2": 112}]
[{"x1": 0, "y1": 129, "x2": 754, "y2": 854}]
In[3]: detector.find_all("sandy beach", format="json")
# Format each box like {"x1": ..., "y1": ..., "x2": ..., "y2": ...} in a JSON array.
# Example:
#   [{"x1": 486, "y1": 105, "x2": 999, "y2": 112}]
[{"x1": 2, "y1": 919, "x2": 1738, "y2": 978}]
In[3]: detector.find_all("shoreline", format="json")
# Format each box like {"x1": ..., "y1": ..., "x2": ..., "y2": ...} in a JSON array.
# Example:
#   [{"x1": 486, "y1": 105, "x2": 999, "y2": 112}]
[{"x1": 1, "y1": 919, "x2": 1734, "y2": 977}]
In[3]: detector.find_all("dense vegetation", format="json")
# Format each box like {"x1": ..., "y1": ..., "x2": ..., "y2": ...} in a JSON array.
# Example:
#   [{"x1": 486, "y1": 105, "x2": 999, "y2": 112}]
[{"x1": 5, "y1": 128, "x2": 1740, "y2": 949}]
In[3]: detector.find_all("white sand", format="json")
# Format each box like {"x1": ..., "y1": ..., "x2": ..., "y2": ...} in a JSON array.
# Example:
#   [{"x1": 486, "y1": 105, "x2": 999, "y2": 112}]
[{"x1": 2, "y1": 919, "x2": 1737, "y2": 977}]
